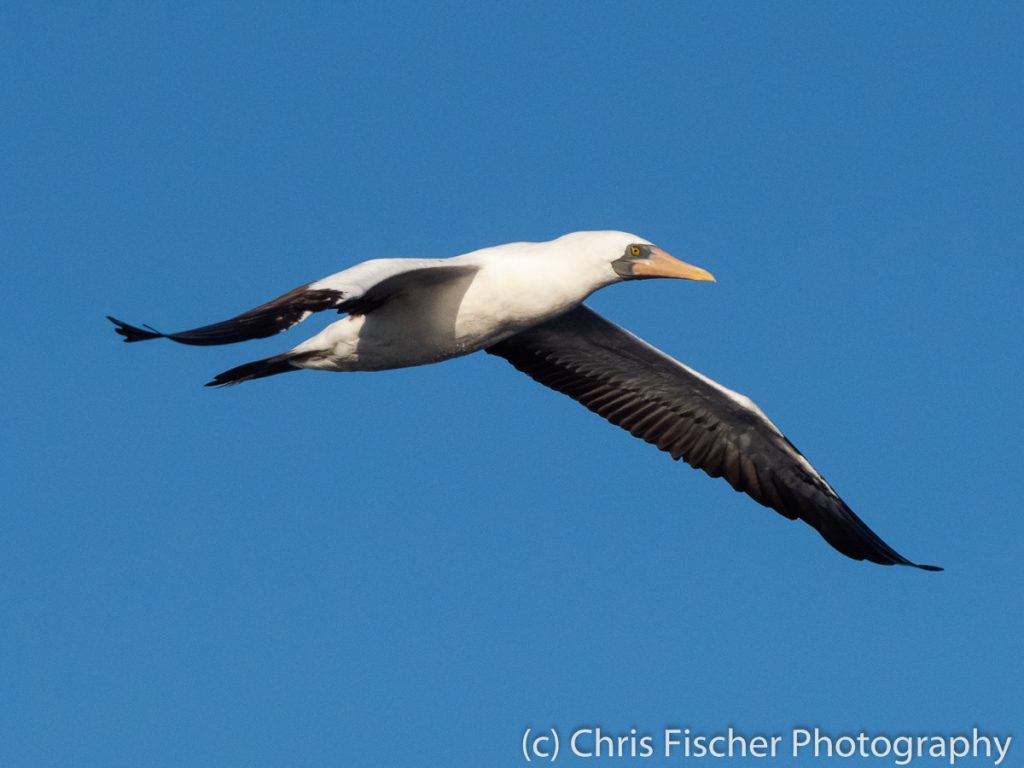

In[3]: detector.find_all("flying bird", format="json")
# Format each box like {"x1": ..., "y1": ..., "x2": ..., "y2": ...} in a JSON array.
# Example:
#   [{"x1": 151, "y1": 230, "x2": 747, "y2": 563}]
[{"x1": 109, "y1": 231, "x2": 940, "y2": 571}]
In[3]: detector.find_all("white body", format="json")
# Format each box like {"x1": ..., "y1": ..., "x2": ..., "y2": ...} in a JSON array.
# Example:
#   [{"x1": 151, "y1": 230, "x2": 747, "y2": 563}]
[{"x1": 290, "y1": 232, "x2": 641, "y2": 372}]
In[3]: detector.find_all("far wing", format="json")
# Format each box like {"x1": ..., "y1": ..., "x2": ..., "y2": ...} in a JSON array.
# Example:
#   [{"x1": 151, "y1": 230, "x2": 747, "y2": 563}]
[
  {"x1": 487, "y1": 305, "x2": 939, "y2": 570},
  {"x1": 109, "y1": 260, "x2": 478, "y2": 346}
]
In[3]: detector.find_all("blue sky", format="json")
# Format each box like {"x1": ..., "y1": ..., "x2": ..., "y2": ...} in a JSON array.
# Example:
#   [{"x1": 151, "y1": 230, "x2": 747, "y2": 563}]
[{"x1": 2, "y1": 2, "x2": 1021, "y2": 766}]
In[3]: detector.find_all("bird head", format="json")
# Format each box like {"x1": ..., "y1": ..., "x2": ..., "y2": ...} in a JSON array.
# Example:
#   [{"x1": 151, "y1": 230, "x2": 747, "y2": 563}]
[
  {"x1": 609, "y1": 237, "x2": 715, "y2": 283},
  {"x1": 553, "y1": 231, "x2": 714, "y2": 284},
  {"x1": 545, "y1": 231, "x2": 715, "y2": 297}
]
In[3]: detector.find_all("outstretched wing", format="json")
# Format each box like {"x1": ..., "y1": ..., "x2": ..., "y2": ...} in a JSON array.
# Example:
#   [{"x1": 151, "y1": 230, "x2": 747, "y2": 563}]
[
  {"x1": 108, "y1": 284, "x2": 346, "y2": 346},
  {"x1": 487, "y1": 305, "x2": 939, "y2": 570},
  {"x1": 109, "y1": 260, "x2": 479, "y2": 346}
]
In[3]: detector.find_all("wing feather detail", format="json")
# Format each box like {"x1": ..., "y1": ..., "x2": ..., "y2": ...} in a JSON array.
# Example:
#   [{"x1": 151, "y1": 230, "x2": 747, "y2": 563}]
[{"x1": 487, "y1": 305, "x2": 940, "y2": 570}]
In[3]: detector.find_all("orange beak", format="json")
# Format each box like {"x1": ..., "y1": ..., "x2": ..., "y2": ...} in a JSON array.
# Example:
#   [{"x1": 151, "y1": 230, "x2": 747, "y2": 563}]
[{"x1": 630, "y1": 246, "x2": 716, "y2": 282}]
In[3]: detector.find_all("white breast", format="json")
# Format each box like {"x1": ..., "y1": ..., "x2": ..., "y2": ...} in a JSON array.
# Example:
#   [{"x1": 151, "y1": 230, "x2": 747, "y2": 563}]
[{"x1": 290, "y1": 242, "x2": 617, "y2": 372}]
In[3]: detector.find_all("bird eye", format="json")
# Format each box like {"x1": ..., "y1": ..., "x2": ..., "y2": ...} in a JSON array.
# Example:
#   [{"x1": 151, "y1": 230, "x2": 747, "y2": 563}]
[{"x1": 630, "y1": 246, "x2": 642, "y2": 257}]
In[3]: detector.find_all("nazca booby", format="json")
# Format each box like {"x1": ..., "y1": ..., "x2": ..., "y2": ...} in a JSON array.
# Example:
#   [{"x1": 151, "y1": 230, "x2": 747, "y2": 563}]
[{"x1": 109, "y1": 231, "x2": 940, "y2": 571}]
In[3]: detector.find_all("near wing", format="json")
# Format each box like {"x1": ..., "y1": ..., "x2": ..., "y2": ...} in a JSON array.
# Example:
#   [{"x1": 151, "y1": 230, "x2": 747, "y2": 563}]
[
  {"x1": 108, "y1": 260, "x2": 478, "y2": 346},
  {"x1": 487, "y1": 305, "x2": 939, "y2": 570}
]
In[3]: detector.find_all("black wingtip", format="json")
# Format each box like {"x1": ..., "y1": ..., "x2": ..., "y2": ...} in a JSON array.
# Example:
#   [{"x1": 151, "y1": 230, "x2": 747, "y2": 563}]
[
  {"x1": 204, "y1": 374, "x2": 244, "y2": 388},
  {"x1": 204, "y1": 354, "x2": 300, "y2": 388},
  {"x1": 915, "y1": 563, "x2": 943, "y2": 572},
  {"x1": 107, "y1": 315, "x2": 164, "y2": 343}
]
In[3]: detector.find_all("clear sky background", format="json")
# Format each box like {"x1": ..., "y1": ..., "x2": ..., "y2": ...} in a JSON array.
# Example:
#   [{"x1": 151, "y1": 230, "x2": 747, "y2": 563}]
[{"x1": 2, "y1": 2, "x2": 1021, "y2": 766}]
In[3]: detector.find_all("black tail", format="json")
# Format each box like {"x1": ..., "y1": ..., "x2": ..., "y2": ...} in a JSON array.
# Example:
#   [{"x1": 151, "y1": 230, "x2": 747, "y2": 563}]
[
  {"x1": 205, "y1": 354, "x2": 303, "y2": 387},
  {"x1": 108, "y1": 316, "x2": 165, "y2": 343}
]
